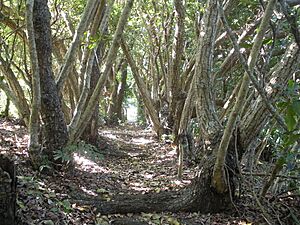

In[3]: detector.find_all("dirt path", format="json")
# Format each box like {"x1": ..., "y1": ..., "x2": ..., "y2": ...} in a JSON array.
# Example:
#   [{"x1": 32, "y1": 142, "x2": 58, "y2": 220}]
[{"x1": 1, "y1": 118, "x2": 294, "y2": 224}]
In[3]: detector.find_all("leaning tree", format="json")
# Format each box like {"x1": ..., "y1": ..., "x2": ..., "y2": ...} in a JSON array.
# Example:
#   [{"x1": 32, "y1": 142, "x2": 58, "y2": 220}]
[
  {"x1": 74, "y1": 0, "x2": 300, "y2": 214},
  {"x1": 0, "y1": 0, "x2": 299, "y2": 215}
]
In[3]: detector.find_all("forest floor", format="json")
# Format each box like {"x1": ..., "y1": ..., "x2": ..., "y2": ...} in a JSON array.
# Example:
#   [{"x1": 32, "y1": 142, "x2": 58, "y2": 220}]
[{"x1": 0, "y1": 117, "x2": 299, "y2": 225}]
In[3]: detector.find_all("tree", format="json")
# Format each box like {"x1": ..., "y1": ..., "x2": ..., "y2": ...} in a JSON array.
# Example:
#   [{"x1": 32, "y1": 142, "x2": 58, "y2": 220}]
[
  {"x1": 73, "y1": 0, "x2": 300, "y2": 214},
  {"x1": 0, "y1": 0, "x2": 299, "y2": 216},
  {"x1": 31, "y1": 0, "x2": 69, "y2": 165}
]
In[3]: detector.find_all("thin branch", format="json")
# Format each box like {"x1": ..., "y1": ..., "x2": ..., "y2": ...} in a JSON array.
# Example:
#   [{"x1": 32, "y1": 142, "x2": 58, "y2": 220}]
[
  {"x1": 218, "y1": 3, "x2": 289, "y2": 132},
  {"x1": 279, "y1": 0, "x2": 300, "y2": 47},
  {"x1": 55, "y1": 0, "x2": 98, "y2": 92}
]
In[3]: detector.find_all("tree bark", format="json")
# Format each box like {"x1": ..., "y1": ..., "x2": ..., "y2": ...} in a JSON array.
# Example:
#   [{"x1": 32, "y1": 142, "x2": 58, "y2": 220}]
[
  {"x1": 69, "y1": 0, "x2": 134, "y2": 143},
  {"x1": 56, "y1": 0, "x2": 99, "y2": 92},
  {"x1": 0, "y1": 155, "x2": 16, "y2": 225},
  {"x1": 26, "y1": 0, "x2": 41, "y2": 168},
  {"x1": 213, "y1": 0, "x2": 276, "y2": 193},
  {"x1": 107, "y1": 62, "x2": 128, "y2": 125},
  {"x1": 33, "y1": 0, "x2": 68, "y2": 162},
  {"x1": 194, "y1": 0, "x2": 222, "y2": 140},
  {"x1": 240, "y1": 42, "x2": 300, "y2": 150}
]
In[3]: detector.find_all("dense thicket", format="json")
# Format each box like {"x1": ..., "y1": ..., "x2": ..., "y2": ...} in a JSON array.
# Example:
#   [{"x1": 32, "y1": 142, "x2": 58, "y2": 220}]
[{"x1": 0, "y1": 0, "x2": 299, "y2": 221}]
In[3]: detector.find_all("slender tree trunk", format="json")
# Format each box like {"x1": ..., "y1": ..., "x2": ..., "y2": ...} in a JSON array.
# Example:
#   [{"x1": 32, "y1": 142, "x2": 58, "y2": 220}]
[
  {"x1": 26, "y1": 0, "x2": 41, "y2": 168},
  {"x1": 56, "y1": 0, "x2": 99, "y2": 92},
  {"x1": 212, "y1": 0, "x2": 276, "y2": 193},
  {"x1": 167, "y1": 0, "x2": 185, "y2": 130},
  {"x1": 33, "y1": 0, "x2": 68, "y2": 162},
  {"x1": 81, "y1": 45, "x2": 104, "y2": 144},
  {"x1": 107, "y1": 62, "x2": 128, "y2": 124},
  {"x1": 121, "y1": 39, "x2": 164, "y2": 136},
  {"x1": 0, "y1": 56, "x2": 30, "y2": 125},
  {"x1": 69, "y1": 0, "x2": 134, "y2": 144},
  {"x1": 3, "y1": 97, "x2": 10, "y2": 117}
]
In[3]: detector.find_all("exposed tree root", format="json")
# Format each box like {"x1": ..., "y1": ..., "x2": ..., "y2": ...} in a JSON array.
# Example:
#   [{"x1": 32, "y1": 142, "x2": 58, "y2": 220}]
[{"x1": 74, "y1": 157, "x2": 235, "y2": 214}]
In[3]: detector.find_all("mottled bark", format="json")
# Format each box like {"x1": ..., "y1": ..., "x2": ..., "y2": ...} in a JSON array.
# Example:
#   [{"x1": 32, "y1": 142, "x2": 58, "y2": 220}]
[
  {"x1": 107, "y1": 62, "x2": 128, "y2": 125},
  {"x1": 81, "y1": 45, "x2": 103, "y2": 144},
  {"x1": 56, "y1": 0, "x2": 99, "y2": 92},
  {"x1": 194, "y1": 0, "x2": 222, "y2": 139},
  {"x1": 69, "y1": 0, "x2": 134, "y2": 143},
  {"x1": 240, "y1": 43, "x2": 300, "y2": 149},
  {"x1": 212, "y1": 0, "x2": 276, "y2": 193},
  {"x1": 26, "y1": 0, "x2": 41, "y2": 167},
  {"x1": 167, "y1": 0, "x2": 185, "y2": 129},
  {"x1": 0, "y1": 155, "x2": 16, "y2": 225},
  {"x1": 33, "y1": 0, "x2": 68, "y2": 161}
]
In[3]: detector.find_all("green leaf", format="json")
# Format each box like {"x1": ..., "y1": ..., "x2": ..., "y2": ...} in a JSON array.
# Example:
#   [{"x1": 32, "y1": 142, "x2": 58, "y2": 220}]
[
  {"x1": 285, "y1": 107, "x2": 297, "y2": 131},
  {"x1": 292, "y1": 100, "x2": 300, "y2": 116},
  {"x1": 277, "y1": 101, "x2": 288, "y2": 109},
  {"x1": 288, "y1": 80, "x2": 295, "y2": 91},
  {"x1": 286, "y1": 134, "x2": 300, "y2": 146}
]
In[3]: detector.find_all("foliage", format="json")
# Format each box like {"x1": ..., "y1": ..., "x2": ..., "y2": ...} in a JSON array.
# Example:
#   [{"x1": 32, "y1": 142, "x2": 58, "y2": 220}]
[
  {"x1": 270, "y1": 79, "x2": 300, "y2": 188},
  {"x1": 54, "y1": 141, "x2": 103, "y2": 164}
]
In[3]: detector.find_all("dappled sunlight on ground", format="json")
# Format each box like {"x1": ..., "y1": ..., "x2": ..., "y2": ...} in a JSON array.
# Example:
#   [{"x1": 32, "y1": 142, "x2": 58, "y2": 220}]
[
  {"x1": 1, "y1": 119, "x2": 297, "y2": 224},
  {"x1": 73, "y1": 153, "x2": 111, "y2": 173},
  {"x1": 130, "y1": 136, "x2": 154, "y2": 145},
  {"x1": 0, "y1": 118, "x2": 29, "y2": 156}
]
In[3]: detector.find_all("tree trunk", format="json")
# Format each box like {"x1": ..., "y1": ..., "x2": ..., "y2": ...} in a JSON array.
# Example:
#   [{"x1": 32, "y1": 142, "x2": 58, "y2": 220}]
[
  {"x1": 33, "y1": 0, "x2": 68, "y2": 162},
  {"x1": 69, "y1": 0, "x2": 134, "y2": 143},
  {"x1": 26, "y1": 0, "x2": 41, "y2": 168},
  {"x1": 121, "y1": 39, "x2": 164, "y2": 136},
  {"x1": 107, "y1": 62, "x2": 128, "y2": 125},
  {"x1": 0, "y1": 155, "x2": 16, "y2": 225},
  {"x1": 81, "y1": 46, "x2": 103, "y2": 144}
]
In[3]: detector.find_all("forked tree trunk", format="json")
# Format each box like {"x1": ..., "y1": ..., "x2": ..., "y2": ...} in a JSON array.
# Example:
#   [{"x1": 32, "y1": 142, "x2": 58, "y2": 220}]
[
  {"x1": 68, "y1": 0, "x2": 134, "y2": 143},
  {"x1": 0, "y1": 155, "x2": 16, "y2": 225},
  {"x1": 74, "y1": 0, "x2": 299, "y2": 215}
]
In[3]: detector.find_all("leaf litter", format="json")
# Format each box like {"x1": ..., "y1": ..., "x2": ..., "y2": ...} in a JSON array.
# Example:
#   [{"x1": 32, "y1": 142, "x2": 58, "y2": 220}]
[{"x1": 0, "y1": 118, "x2": 298, "y2": 224}]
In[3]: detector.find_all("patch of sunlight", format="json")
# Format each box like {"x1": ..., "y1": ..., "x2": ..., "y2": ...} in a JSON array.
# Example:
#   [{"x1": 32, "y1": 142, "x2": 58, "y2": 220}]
[
  {"x1": 131, "y1": 137, "x2": 154, "y2": 145},
  {"x1": 129, "y1": 182, "x2": 150, "y2": 192},
  {"x1": 80, "y1": 186, "x2": 97, "y2": 196},
  {"x1": 73, "y1": 153, "x2": 110, "y2": 173},
  {"x1": 166, "y1": 149, "x2": 176, "y2": 157},
  {"x1": 101, "y1": 131, "x2": 118, "y2": 140},
  {"x1": 126, "y1": 102, "x2": 137, "y2": 123},
  {"x1": 142, "y1": 173, "x2": 154, "y2": 179}
]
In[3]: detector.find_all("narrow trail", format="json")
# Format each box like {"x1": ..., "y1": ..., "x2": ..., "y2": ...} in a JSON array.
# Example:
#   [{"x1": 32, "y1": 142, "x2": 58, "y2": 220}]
[
  {"x1": 60, "y1": 125, "x2": 195, "y2": 204},
  {"x1": 1, "y1": 118, "x2": 284, "y2": 224}
]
